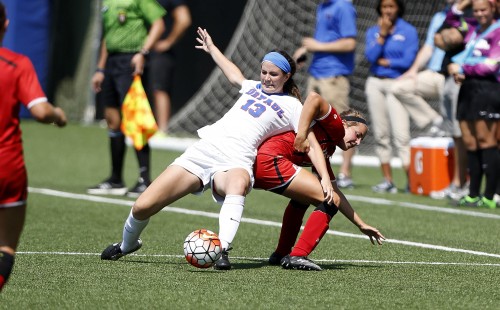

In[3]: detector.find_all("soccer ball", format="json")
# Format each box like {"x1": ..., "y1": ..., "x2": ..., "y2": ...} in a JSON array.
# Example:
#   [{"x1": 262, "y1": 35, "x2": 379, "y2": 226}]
[{"x1": 183, "y1": 229, "x2": 222, "y2": 268}]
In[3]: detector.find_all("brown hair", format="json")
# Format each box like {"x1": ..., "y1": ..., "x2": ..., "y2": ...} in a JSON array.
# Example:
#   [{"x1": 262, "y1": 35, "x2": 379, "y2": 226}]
[
  {"x1": 0, "y1": 2, "x2": 6, "y2": 31},
  {"x1": 340, "y1": 109, "x2": 368, "y2": 129},
  {"x1": 268, "y1": 49, "x2": 302, "y2": 102}
]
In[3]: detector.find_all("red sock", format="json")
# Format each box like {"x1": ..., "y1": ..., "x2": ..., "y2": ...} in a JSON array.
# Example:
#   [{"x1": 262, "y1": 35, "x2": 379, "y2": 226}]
[
  {"x1": 290, "y1": 210, "x2": 330, "y2": 257},
  {"x1": 274, "y1": 201, "x2": 308, "y2": 256}
]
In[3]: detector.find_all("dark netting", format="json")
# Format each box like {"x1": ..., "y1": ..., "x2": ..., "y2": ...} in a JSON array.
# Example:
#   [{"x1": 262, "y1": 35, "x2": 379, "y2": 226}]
[{"x1": 169, "y1": 0, "x2": 444, "y2": 157}]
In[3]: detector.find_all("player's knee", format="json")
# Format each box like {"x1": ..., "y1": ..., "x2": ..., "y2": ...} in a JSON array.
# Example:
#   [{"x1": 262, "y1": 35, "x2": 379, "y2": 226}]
[{"x1": 314, "y1": 201, "x2": 338, "y2": 218}]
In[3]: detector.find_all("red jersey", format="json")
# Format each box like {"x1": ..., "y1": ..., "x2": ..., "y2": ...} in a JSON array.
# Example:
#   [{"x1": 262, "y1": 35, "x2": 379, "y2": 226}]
[
  {"x1": 0, "y1": 47, "x2": 46, "y2": 207},
  {"x1": 0, "y1": 47, "x2": 46, "y2": 148},
  {"x1": 257, "y1": 107, "x2": 345, "y2": 166},
  {"x1": 254, "y1": 107, "x2": 345, "y2": 190}
]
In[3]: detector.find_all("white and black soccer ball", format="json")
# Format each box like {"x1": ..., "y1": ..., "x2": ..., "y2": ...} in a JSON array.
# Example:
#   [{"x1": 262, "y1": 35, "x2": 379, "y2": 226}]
[{"x1": 183, "y1": 229, "x2": 222, "y2": 268}]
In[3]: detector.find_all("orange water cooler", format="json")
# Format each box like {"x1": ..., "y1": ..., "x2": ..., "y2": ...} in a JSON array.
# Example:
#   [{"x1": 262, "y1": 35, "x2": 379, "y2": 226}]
[{"x1": 409, "y1": 137, "x2": 455, "y2": 196}]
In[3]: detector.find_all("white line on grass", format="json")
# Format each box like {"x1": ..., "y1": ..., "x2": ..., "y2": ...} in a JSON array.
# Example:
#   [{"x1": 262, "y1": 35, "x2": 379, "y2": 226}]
[
  {"x1": 345, "y1": 195, "x2": 500, "y2": 219},
  {"x1": 15, "y1": 251, "x2": 500, "y2": 267},
  {"x1": 28, "y1": 187, "x2": 500, "y2": 259}
]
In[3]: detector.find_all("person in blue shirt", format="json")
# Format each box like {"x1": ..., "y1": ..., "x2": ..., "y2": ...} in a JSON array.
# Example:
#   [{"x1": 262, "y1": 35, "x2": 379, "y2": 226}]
[
  {"x1": 293, "y1": 0, "x2": 358, "y2": 190},
  {"x1": 364, "y1": 0, "x2": 418, "y2": 193}
]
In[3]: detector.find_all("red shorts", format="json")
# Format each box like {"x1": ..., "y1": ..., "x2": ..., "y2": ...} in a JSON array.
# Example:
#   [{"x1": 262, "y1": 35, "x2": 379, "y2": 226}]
[
  {"x1": 253, "y1": 153, "x2": 301, "y2": 192},
  {"x1": 0, "y1": 145, "x2": 27, "y2": 208}
]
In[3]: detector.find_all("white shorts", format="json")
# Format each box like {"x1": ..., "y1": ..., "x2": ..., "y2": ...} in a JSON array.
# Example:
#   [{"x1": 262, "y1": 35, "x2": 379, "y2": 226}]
[{"x1": 171, "y1": 139, "x2": 255, "y2": 204}]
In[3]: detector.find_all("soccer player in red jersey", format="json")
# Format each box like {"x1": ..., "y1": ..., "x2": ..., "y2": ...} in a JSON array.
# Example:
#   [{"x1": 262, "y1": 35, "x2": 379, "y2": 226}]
[
  {"x1": 0, "y1": 2, "x2": 67, "y2": 291},
  {"x1": 254, "y1": 92, "x2": 385, "y2": 270}
]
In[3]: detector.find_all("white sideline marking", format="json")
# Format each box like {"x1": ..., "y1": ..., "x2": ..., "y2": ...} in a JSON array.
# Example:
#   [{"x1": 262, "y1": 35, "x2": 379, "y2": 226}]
[
  {"x1": 14, "y1": 251, "x2": 500, "y2": 267},
  {"x1": 346, "y1": 195, "x2": 500, "y2": 219},
  {"x1": 28, "y1": 187, "x2": 500, "y2": 259}
]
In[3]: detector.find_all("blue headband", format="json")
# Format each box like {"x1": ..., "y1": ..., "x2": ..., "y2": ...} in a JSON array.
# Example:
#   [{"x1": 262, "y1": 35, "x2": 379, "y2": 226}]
[{"x1": 262, "y1": 52, "x2": 291, "y2": 74}]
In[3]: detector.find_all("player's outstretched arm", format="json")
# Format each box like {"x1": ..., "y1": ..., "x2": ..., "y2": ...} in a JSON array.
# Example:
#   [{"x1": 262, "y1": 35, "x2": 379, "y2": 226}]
[
  {"x1": 334, "y1": 184, "x2": 385, "y2": 245},
  {"x1": 30, "y1": 102, "x2": 67, "y2": 127},
  {"x1": 195, "y1": 27, "x2": 245, "y2": 87}
]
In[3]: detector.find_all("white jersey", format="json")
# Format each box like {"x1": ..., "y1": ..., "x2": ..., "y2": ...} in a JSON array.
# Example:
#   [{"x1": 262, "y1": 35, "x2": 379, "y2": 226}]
[{"x1": 197, "y1": 80, "x2": 303, "y2": 167}]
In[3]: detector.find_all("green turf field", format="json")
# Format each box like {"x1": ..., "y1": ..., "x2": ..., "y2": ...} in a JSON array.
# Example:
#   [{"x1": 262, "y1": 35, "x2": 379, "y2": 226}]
[{"x1": 1, "y1": 121, "x2": 499, "y2": 309}]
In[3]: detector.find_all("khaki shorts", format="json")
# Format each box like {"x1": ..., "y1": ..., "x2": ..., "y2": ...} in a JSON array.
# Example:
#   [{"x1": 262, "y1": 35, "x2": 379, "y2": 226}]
[{"x1": 307, "y1": 75, "x2": 350, "y2": 112}]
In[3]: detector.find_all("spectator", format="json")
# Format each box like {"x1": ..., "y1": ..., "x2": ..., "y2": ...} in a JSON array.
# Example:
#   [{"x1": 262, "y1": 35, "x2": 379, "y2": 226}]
[
  {"x1": 364, "y1": 0, "x2": 419, "y2": 193},
  {"x1": 391, "y1": 1, "x2": 454, "y2": 138},
  {"x1": 88, "y1": 0, "x2": 165, "y2": 198},
  {"x1": 0, "y1": 1, "x2": 67, "y2": 292},
  {"x1": 432, "y1": 1, "x2": 473, "y2": 200},
  {"x1": 149, "y1": 0, "x2": 191, "y2": 137},
  {"x1": 448, "y1": 0, "x2": 500, "y2": 209},
  {"x1": 292, "y1": 0, "x2": 358, "y2": 189}
]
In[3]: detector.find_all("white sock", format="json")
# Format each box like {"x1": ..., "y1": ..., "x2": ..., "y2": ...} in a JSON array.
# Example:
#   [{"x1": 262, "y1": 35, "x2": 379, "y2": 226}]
[
  {"x1": 121, "y1": 209, "x2": 149, "y2": 253},
  {"x1": 218, "y1": 195, "x2": 245, "y2": 250}
]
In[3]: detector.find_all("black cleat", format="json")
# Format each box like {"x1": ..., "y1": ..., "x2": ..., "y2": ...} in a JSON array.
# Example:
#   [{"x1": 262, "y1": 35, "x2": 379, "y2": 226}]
[
  {"x1": 100, "y1": 239, "x2": 142, "y2": 261},
  {"x1": 281, "y1": 255, "x2": 322, "y2": 271},
  {"x1": 87, "y1": 179, "x2": 128, "y2": 196},
  {"x1": 268, "y1": 252, "x2": 285, "y2": 265},
  {"x1": 214, "y1": 250, "x2": 231, "y2": 270},
  {"x1": 126, "y1": 178, "x2": 150, "y2": 198}
]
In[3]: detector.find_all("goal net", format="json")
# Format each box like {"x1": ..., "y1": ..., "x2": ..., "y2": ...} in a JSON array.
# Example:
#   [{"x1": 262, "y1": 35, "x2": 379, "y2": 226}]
[{"x1": 168, "y1": 0, "x2": 444, "y2": 159}]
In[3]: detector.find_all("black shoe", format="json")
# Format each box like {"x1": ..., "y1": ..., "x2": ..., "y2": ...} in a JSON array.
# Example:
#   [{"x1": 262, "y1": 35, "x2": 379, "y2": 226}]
[
  {"x1": 281, "y1": 255, "x2": 322, "y2": 271},
  {"x1": 126, "y1": 178, "x2": 150, "y2": 198},
  {"x1": 87, "y1": 179, "x2": 128, "y2": 196},
  {"x1": 268, "y1": 252, "x2": 285, "y2": 265},
  {"x1": 214, "y1": 249, "x2": 231, "y2": 270},
  {"x1": 100, "y1": 239, "x2": 142, "y2": 261}
]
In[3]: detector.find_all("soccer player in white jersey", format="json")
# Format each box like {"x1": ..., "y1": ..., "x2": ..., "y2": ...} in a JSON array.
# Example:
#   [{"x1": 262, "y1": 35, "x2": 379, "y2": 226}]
[{"x1": 101, "y1": 27, "x2": 335, "y2": 270}]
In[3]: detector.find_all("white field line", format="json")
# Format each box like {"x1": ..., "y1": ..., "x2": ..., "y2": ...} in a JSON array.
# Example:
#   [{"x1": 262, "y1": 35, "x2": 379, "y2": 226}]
[
  {"x1": 15, "y1": 251, "x2": 500, "y2": 267},
  {"x1": 346, "y1": 195, "x2": 500, "y2": 219},
  {"x1": 28, "y1": 187, "x2": 500, "y2": 259}
]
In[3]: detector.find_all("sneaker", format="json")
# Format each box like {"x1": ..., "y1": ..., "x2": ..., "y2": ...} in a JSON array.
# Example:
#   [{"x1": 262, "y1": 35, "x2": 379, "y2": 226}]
[
  {"x1": 214, "y1": 249, "x2": 231, "y2": 270},
  {"x1": 87, "y1": 179, "x2": 128, "y2": 196},
  {"x1": 477, "y1": 196, "x2": 497, "y2": 209},
  {"x1": 100, "y1": 239, "x2": 142, "y2": 260},
  {"x1": 430, "y1": 184, "x2": 464, "y2": 200},
  {"x1": 455, "y1": 195, "x2": 480, "y2": 207},
  {"x1": 268, "y1": 252, "x2": 285, "y2": 265},
  {"x1": 337, "y1": 173, "x2": 354, "y2": 189},
  {"x1": 126, "y1": 178, "x2": 150, "y2": 198},
  {"x1": 281, "y1": 255, "x2": 322, "y2": 271},
  {"x1": 372, "y1": 180, "x2": 398, "y2": 194},
  {"x1": 424, "y1": 120, "x2": 452, "y2": 137},
  {"x1": 493, "y1": 194, "x2": 500, "y2": 206}
]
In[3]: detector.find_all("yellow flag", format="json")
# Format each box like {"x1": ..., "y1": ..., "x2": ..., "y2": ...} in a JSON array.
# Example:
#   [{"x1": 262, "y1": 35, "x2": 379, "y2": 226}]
[{"x1": 121, "y1": 75, "x2": 158, "y2": 150}]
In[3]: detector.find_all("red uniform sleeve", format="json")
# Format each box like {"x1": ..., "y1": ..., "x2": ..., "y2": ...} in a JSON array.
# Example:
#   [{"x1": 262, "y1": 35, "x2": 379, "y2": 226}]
[{"x1": 17, "y1": 56, "x2": 46, "y2": 108}]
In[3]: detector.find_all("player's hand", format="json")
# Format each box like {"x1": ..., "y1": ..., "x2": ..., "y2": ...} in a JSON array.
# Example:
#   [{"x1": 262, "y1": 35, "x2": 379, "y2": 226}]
[
  {"x1": 320, "y1": 177, "x2": 334, "y2": 204},
  {"x1": 195, "y1": 27, "x2": 214, "y2": 53},
  {"x1": 54, "y1": 107, "x2": 67, "y2": 127},
  {"x1": 359, "y1": 224, "x2": 385, "y2": 245},
  {"x1": 294, "y1": 132, "x2": 310, "y2": 153}
]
